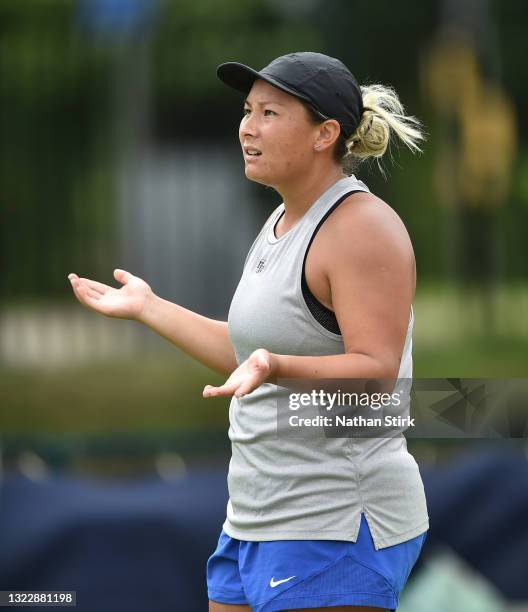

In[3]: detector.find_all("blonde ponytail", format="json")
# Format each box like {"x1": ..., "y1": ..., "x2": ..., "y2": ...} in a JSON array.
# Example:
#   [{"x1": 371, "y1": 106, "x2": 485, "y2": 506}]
[{"x1": 343, "y1": 84, "x2": 426, "y2": 176}]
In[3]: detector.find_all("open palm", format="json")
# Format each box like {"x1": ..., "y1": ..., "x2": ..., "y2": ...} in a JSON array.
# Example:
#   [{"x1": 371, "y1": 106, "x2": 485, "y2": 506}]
[
  {"x1": 203, "y1": 348, "x2": 273, "y2": 399},
  {"x1": 68, "y1": 268, "x2": 152, "y2": 320}
]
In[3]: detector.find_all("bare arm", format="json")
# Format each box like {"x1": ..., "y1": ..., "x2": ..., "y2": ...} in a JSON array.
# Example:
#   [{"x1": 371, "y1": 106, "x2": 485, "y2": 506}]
[
  {"x1": 138, "y1": 293, "x2": 238, "y2": 376},
  {"x1": 68, "y1": 269, "x2": 237, "y2": 376}
]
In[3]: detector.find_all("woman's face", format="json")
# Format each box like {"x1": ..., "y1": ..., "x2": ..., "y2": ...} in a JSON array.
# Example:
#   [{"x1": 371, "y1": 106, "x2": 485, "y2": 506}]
[{"x1": 239, "y1": 79, "x2": 320, "y2": 187}]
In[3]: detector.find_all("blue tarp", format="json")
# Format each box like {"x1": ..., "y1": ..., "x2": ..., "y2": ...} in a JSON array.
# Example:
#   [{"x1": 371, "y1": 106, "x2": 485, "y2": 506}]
[
  {"x1": 419, "y1": 445, "x2": 528, "y2": 602},
  {"x1": 0, "y1": 467, "x2": 229, "y2": 611}
]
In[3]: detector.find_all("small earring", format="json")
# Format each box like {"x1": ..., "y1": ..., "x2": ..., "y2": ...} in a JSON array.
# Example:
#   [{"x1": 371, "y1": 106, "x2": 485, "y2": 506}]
[{"x1": 314, "y1": 144, "x2": 320, "y2": 150}]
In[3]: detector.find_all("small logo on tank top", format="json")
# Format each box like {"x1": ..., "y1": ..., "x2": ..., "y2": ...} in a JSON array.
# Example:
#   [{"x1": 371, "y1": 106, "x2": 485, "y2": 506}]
[{"x1": 256, "y1": 258, "x2": 266, "y2": 273}]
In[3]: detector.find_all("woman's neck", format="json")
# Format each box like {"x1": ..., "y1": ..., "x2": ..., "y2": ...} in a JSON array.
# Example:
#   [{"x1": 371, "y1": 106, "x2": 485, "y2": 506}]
[{"x1": 276, "y1": 166, "x2": 347, "y2": 230}]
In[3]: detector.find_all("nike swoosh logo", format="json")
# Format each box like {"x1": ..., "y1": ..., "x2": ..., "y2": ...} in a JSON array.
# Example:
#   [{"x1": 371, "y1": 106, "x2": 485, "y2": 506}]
[{"x1": 269, "y1": 575, "x2": 296, "y2": 588}]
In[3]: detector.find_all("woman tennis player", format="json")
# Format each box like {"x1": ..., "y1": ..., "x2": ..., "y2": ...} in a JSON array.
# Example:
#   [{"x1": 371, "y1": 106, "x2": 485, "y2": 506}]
[{"x1": 69, "y1": 51, "x2": 429, "y2": 612}]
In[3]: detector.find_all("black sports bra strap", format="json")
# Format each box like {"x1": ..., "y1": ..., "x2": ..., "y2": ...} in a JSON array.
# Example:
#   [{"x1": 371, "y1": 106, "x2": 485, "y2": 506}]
[{"x1": 301, "y1": 189, "x2": 365, "y2": 334}]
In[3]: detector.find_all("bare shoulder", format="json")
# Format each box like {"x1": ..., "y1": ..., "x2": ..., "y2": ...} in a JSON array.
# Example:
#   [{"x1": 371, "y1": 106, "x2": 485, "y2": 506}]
[
  {"x1": 328, "y1": 191, "x2": 411, "y2": 244},
  {"x1": 318, "y1": 191, "x2": 415, "y2": 267},
  {"x1": 318, "y1": 192, "x2": 416, "y2": 294}
]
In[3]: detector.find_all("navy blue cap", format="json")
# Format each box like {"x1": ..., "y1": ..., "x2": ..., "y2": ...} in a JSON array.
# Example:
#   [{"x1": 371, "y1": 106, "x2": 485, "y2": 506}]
[{"x1": 217, "y1": 52, "x2": 364, "y2": 139}]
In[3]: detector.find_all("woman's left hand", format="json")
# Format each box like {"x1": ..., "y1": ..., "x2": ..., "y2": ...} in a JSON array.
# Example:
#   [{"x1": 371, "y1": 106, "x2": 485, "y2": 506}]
[{"x1": 203, "y1": 348, "x2": 274, "y2": 399}]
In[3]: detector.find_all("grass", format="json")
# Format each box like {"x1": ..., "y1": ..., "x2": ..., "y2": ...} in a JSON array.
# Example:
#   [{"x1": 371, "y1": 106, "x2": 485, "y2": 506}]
[
  {"x1": 414, "y1": 335, "x2": 528, "y2": 377},
  {"x1": 0, "y1": 356, "x2": 228, "y2": 434}
]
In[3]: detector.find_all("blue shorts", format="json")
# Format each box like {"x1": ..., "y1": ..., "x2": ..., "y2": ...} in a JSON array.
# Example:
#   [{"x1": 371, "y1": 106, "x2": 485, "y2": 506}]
[{"x1": 207, "y1": 513, "x2": 428, "y2": 611}]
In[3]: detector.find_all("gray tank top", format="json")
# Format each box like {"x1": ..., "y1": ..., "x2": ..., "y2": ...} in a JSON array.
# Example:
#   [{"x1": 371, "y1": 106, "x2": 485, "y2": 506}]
[{"x1": 223, "y1": 175, "x2": 429, "y2": 549}]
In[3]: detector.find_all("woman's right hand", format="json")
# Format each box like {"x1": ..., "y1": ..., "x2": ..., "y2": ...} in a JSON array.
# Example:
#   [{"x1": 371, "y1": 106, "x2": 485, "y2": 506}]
[{"x1": 67, "y1": 269, "x2": 153, "y2": 321}]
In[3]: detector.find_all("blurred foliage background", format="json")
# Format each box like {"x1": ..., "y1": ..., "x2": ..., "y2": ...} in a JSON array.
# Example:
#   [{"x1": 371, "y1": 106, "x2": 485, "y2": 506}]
[{"x1": 1, "y1": 0, "x2": 527, "y2": 474}]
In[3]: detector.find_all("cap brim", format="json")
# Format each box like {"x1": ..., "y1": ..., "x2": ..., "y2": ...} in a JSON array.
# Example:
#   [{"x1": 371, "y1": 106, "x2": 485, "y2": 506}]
[
  {"x1": 217, "y1": 61, "x2": 312, "y2": 104},
  {"x1": 217, "y1": 62, "x2": 261, "y2": 94}
]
